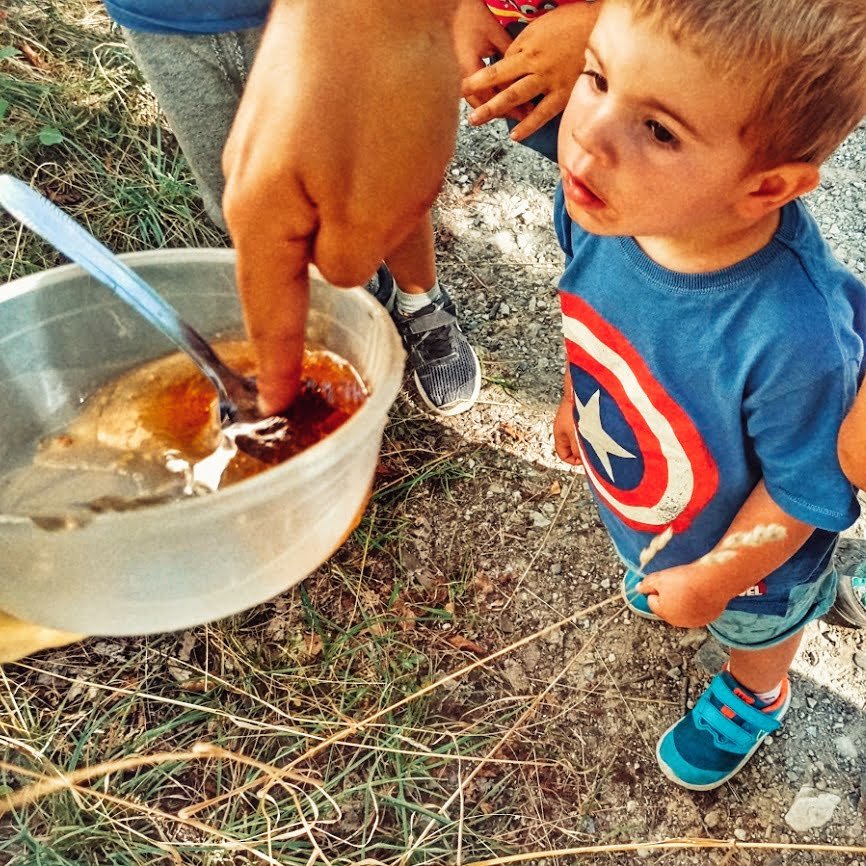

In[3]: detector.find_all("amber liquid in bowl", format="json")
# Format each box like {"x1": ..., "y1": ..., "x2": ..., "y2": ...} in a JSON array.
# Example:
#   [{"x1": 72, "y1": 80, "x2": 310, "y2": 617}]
[{"x1": 0, "y1": 341, "x2": 368, "y2": 520}]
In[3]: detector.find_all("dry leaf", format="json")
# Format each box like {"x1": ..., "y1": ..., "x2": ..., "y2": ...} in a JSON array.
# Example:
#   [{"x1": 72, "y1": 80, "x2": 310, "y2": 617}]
[
  {"x1": 446, "y1": 635, "x2": 486, "y2": 655},
  {"x1": 499, "y1": 422, "x2": 526, "y2": 442},
  {"x1": 303, "y1": 632, "x2": 323, "y2": 657},
  {"x1": 549, "y1": 480, "x2": 562, "y2": 496},
  {"x1": 20, "y1": 42, "x2": 43, "y2": 67}
]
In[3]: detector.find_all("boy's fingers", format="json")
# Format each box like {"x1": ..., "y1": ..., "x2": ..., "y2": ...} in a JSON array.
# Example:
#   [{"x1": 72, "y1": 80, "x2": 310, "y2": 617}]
[
  {"x1": 462, "y1": 56, "x2": 519, "y2": 94},
  {"x1": 469, "y1": 76, "x2": 541, "y2": 125},
  {"x1": 646, "y1": 593, "x2": 663, "y2": 616}
]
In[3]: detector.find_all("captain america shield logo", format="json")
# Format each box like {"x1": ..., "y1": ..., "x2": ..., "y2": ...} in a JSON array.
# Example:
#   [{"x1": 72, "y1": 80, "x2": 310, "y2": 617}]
[{"x1": 560, "y1": 292, "x2": 718, "y2": 533}]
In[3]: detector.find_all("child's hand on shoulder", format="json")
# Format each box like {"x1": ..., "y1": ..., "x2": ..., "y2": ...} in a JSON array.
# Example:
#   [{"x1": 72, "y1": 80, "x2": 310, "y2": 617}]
[
  {"x1": 453, "y1": 0, "x2": 514, "y2": 110},
  {"x1": 462, "y1": 2, "x2": 599, "y2": 139},
  {"x1": 637, "y1": 566, "x2": 729, "y2": 628},
  {"x1": 554, "y1": 394, "x2": 583, "y2": 466}
]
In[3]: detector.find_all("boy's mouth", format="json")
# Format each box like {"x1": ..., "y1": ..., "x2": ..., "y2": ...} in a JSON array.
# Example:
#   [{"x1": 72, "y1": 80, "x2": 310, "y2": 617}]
[{"x1": 562, "y1": 169, "x2": 606, "y2": 210}]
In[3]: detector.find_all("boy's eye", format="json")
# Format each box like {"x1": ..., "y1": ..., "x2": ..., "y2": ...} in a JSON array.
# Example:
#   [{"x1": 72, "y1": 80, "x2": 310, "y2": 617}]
[
  {"x1": 646, "y1": 119, "x2": 676, "y2": 145},
  {"x1": 582, "y1": 69, "x2": 608, "y2": 93}
]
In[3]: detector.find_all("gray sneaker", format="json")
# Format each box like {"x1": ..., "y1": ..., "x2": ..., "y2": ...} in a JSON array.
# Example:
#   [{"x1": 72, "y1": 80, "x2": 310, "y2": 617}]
[
  {"x1": 364, "y1": 264, "x2": 396, "y2": 312},
  {"x1": 830, "y1": 538, "x2": 866, "y2": 628},
  {"x1": 393, "y1": 288, "x2": 481, "y2": 416}
]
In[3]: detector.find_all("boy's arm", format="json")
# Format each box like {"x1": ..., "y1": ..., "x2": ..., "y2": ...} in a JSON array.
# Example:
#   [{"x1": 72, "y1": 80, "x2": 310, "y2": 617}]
[
  {"x1": 637, "y1": 481, "x2": 814, "y2": 628},
  {"x1": 462, "y1": 2, "x2": 600, "y2": 141},
  {"x1": 838, "y1": 383, "x2": 866, "y2": 490}
]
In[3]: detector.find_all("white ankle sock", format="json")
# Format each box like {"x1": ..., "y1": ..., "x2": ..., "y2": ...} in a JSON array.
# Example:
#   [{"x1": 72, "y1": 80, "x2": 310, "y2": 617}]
[
  {"x1": 395, "y1": 280, "x2": 442, "y2": 316},
  {"x1": 753, "y1": 682, "x2": 783, "y2": 705}
]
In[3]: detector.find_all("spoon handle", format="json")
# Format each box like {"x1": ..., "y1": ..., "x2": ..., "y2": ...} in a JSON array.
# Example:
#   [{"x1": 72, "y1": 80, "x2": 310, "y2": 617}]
[{"x1": 0, "y1": 174, "x2": 251, "y2": 421}]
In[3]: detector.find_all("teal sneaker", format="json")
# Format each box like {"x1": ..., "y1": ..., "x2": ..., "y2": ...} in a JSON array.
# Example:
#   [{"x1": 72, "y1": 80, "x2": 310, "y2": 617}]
[
  {"x1": 621, "y1": 568, "x2": 661, "y2": 620},
  {"x1": 656, "y1": 671, "x2": 790, "y2": 790}
]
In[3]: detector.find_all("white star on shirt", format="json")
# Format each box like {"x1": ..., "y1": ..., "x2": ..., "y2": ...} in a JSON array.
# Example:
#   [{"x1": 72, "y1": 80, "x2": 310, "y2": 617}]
[{"x1": 574, "y1": 389, "x2": 636, "y2": 482}]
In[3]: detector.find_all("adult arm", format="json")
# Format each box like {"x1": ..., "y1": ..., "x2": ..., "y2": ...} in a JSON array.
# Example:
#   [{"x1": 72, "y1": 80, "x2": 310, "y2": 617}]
[{"x1": 222, "y1": 0, "x2": 460, "y2": 414}]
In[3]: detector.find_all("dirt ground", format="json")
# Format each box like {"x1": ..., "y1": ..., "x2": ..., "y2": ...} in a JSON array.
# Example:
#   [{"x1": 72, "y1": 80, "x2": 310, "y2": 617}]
[
  {"x1": 404, "y1": 112, "x2": 866, "y2": 862},
  {"x1": 3, "y1": 16, "x2": 866, "y2": 855}
]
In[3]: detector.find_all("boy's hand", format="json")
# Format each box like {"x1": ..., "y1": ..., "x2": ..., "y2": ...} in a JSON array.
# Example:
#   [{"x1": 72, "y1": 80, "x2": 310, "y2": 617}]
[
  {"x1": 462, "y1": 2, "x2": 599, "y2": 140},
  {"x1": 554, "y1": 395, "x2": 583, "y2": 466},
  {"x1": 637, "y1": 566, "x2": 729, "y2": 628},
  {"x1": 453, "y1": 0, "x2": 514, "y2": 113}
]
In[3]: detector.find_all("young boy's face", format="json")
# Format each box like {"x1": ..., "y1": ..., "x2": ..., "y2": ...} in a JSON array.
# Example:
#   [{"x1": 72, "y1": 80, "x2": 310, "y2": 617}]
[{"x1": 558, "y1": 1, "x2": 762, "y2": 246}]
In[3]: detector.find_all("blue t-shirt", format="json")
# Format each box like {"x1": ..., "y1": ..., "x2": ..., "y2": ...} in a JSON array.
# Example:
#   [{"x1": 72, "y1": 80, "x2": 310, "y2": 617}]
[
  {"x1": 554, "y1": 187, "x2": 866, "y2": 615},
  {"x1": 102, "y1": 1, "x2": 269, "y2": 34}
]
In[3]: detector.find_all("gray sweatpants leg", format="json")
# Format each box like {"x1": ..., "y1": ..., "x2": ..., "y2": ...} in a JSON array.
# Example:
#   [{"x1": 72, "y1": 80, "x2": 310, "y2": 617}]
[{"x1": 123, "y1": 27, "x2": 263, "y2": 230}]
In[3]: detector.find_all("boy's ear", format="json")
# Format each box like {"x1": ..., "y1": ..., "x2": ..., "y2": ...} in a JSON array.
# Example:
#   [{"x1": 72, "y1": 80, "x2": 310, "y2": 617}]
[{"x1": 737, "y1": 163, "x2": 820, "y2": 218}]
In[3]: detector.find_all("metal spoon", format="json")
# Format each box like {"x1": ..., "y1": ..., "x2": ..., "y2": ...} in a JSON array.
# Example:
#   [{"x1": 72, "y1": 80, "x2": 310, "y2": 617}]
[{"x1": 0, "y1": 173, "x2": 259, "y2": 425}]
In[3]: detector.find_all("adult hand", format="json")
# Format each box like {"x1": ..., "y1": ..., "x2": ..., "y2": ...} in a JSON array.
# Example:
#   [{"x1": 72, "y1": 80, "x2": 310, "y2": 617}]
[
  {"x1": 463, "y1": 2, "x2": 599, "y2": 141},
  {"x1": 222, "y1": 0, "x2": 460, "y2": 414},
  {"x1": 637, "y1": 566, "x2": 729, "y2": 628},
  {"x1": 452, "y1": 0, "x2": 514, "y2": 114}
]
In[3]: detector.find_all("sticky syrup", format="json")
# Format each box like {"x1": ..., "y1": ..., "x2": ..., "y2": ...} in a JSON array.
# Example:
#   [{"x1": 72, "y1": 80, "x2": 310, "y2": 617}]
[{"x1": 33, "y1": 340, "x2": 368, "y2": 497}]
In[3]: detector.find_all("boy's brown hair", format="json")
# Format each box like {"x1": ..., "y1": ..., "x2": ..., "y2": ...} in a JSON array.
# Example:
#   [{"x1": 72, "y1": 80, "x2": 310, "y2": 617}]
[{"x1": 627, "y1": 0, "x2": 866, "y2": 168}]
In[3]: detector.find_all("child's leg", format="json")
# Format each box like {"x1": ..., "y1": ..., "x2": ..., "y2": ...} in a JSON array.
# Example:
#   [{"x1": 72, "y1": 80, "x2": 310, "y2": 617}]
[
  {"x1": 728, "y1": 630, "x2": 801, "y2": 694},
  {"x1": 383, "y1": 211, "x2": 481, "y2": 416},
  {"x1": 655, "y1": 630, "x2": 801, "y2": 791},
  {"x1": 384, "y1": 212, "x2": 437, "y2": 297}
]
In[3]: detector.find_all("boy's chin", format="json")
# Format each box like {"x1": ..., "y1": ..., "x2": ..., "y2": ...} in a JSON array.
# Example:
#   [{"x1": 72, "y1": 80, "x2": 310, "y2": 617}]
[{"x1": 565, "y1": 200, "x2": 619, "y2": 236}]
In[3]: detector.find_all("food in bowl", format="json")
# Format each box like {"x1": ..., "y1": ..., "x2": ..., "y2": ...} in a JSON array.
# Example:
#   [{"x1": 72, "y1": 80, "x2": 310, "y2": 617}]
[{"x1": 0, "y1": 340, "x2": 368, "y2": 522}]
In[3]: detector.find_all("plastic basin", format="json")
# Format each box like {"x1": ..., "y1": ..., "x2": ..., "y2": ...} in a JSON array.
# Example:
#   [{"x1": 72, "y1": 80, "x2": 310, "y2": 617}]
[{"x1": 0, "y1": 249, "x2": 404, "y2": 635}]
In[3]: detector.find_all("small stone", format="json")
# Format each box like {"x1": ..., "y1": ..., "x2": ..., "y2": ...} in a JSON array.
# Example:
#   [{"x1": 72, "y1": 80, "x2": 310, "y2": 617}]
[
  {"x1": 694, "y1": 637, "x2": 729, "y2": 674},
  {"x1": 854, "y1": 651, "x2": 866, "y2": 671},
  {"x1": 503, "y1": 661, "x2": 529, "y2": 692},
  {"x1": 835, "y1": 735, "x2": 858, "y2": 761},
  {"x1": 734, "y1": 828, "x2": 748, "y2": 841},
  {"x1": 704, "y1": 809, "x2": 723, "y2": 829},
  {"x1": 785, "y1": 786, "x2": 841, "y2": 832},
  {"x1": 679, "y1": 628, "x2": 709, "y2": 649}
]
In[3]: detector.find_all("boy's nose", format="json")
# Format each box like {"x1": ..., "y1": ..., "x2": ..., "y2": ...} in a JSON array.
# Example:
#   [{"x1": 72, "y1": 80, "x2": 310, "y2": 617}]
[{"x1": 573, "y1": 103, "x2": 617, "y2": 167}]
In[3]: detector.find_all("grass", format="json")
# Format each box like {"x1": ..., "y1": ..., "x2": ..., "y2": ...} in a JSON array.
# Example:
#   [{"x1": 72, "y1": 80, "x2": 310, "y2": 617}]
[
  {"x1": 0, "y1": 11, "x2": 564, "y2": 857},
  {"x1": 1, "y1": 1, "x2": 225, "y2": 284}
]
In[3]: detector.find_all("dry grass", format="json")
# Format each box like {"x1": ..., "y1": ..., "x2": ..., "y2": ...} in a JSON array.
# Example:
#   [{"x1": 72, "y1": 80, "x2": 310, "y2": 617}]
[{"x1": 2, "y1": 4, "x2": 863, "y2": 866}]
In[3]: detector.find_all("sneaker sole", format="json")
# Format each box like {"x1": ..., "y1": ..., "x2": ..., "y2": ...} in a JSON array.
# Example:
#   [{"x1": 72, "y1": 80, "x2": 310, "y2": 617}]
[
  {"x1": 655, "y1": 687, "x2": 791, "y2": 791},
  {"x1": 412, "y1": 345, "x2": 482, "y2": 417}
]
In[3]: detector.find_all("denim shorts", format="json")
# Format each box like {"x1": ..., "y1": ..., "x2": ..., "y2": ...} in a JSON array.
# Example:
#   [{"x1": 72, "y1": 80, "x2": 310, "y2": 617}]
[{"x1": 708, "y1": 565, "x2": 838, "y2": 650}]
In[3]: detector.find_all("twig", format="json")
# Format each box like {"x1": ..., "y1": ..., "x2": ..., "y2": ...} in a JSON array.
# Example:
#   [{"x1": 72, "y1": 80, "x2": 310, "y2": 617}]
[{"x1": 460, "y1": 837, "x2": 866, "y2": 865}]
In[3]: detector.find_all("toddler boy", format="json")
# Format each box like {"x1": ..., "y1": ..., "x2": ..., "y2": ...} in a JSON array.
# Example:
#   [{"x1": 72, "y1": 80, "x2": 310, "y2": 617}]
[{"x1": 552, "y1": 0, "x2": 866, "y2": 789}]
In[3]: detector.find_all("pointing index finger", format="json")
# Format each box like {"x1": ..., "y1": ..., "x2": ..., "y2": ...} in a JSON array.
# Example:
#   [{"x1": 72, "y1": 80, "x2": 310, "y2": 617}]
[{"x1": 233, "y1": 226, "x2": 312, "y2": 417}]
